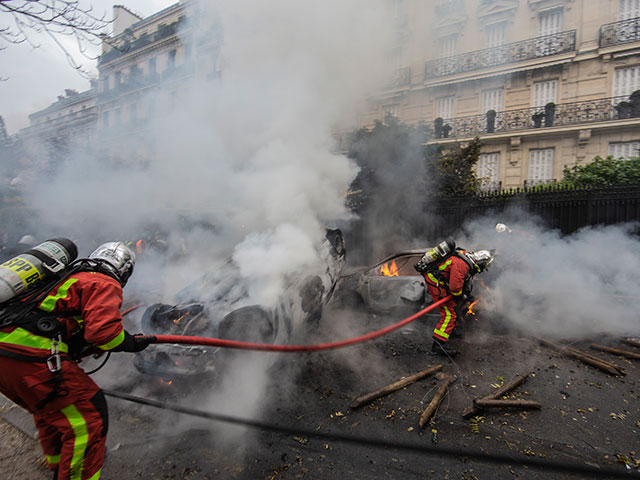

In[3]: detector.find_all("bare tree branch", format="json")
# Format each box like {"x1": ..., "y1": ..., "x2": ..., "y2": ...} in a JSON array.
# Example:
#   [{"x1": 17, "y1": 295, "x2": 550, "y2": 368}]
[{"x1": 0, "y1": 0, "x2": 113, "y2": 78}]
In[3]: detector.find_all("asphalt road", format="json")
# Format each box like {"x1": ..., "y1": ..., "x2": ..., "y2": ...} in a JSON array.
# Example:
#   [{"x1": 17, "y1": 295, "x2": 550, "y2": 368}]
[{"x1": 1, "y1": 305, "x2": 639, "y2": 479}]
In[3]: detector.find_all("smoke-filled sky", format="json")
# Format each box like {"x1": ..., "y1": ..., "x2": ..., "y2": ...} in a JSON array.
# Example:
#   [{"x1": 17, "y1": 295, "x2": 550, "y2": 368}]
[{"x1": 0, "y1": 0, "x2": 175, "y2": 134}]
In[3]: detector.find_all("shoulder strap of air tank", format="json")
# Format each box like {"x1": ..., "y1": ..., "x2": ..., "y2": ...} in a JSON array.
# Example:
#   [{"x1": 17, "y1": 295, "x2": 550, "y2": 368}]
[{"x1": 453, "y1": 251, "x2": 476, "y2": 274}]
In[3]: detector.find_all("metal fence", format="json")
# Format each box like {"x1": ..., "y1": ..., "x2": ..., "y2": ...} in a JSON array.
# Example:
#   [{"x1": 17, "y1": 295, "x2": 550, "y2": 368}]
[
  {"x1": 424, "y1": 184, "x2": 640, "y2": 237},
  {"x1": 345, "y1": 185, "x2": 640, "y2": 264}
]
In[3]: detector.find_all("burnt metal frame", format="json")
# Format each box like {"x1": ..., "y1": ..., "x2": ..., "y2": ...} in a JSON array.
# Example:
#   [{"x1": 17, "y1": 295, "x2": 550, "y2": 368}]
[{"x1": 424, "y1": 30, "x2": 576, "y2": 79}]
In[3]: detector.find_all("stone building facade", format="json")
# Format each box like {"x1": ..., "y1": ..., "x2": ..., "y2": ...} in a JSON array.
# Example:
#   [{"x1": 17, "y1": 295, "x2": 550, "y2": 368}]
[{"x1": 359, "y1": 0, "x2": 640, "y2": 189}]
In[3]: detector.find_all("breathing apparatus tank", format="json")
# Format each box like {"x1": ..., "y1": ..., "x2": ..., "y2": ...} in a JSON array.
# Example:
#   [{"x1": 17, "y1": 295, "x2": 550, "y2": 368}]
[
  {"x1": 0, "y1": 238, "x2": 78, "y2": 304},
  {"x1": 415, "y1": 237, "x2": 456, "y2": 273}
]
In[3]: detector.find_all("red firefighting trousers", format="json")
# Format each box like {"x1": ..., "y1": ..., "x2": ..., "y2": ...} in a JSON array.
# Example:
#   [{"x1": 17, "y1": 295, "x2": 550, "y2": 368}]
[
  {"x1": 427, "y1": 284, "x2": 462, "y2": 342},
  {"x1": 0, "y1": 355, "x2": 106, "y2": 480}
]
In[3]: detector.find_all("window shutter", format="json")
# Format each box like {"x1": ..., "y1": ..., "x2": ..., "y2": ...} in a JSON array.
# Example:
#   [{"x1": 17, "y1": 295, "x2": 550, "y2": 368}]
[
  {"x1": 528, "y1": 149, "x2": 554, "y2": 182},
  {"x1": 619, "y1": 0, "x2": 640, "y2": 20},
  {"x1": 482, "y1": 89, "x2": 504, "y2": 113},
  {"x1": 538, "y1": 10, "x2": 563, "y2": 36},
  {"x1": 609, "y1": 141, "x2": 640, "y2": 158},
  {"x1": 533, "y1": 80, "x2": 558, "y2": 108},
  {"x1": 478, "y1": 153, "x2": 500, "y2": 182},
  {"x1": 614, "y1": 66, "x2": 640, "y2": 99},
  {"x1": 486, "y1": 23, "x2": 506, "y2": 48},
  {"x1": 436, "y1": 96, "x2": 455, "y2": 119}
]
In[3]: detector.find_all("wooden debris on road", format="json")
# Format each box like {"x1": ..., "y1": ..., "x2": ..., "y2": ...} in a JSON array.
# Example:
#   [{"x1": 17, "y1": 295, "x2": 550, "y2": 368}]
[
  {"x1": 349, "y1": 364, "x2": 443, "y2": 409},
  {"x1": 462, "y1": 373, "x2": 529, "y2": 418},
  {"x1": 539, "y1": 339, "x2": 625, "y2": 376},
  {"x1": 474, "y1": 399, "x2": 541, "y2": 410},
  {"x1": 621, "y1": 338, "x2": 640, "y2": 349},
  {"x1": 590, "y1": 344, "x2": 640, "y2": 360},
  {"x1": 418, "y1": 373, "x2": 455, "y2": 428}
]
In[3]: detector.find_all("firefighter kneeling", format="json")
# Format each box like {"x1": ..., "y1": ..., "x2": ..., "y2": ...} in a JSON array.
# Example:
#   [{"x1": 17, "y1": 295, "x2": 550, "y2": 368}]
[
  {"x1": 0, "y1": 241, "x2": 153, "y2": 480},
  {"x1": 415, "y1": 238, "x2": 494, "y2": 357}
]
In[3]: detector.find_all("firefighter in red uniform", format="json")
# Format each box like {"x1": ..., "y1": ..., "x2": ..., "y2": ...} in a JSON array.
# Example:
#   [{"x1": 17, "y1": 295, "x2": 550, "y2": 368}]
[
  {"x1": 416, "y1": 247, "x2": 494, "y2": 357},
  {"x1": 0, "y1": 242, "x2": 153, "y2": 480}
]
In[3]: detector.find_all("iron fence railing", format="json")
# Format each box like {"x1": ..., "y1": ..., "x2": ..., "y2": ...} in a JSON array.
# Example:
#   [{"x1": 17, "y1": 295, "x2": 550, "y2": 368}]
[
  {"x1": 432, "y1": 95, "x2": 638, "y2": 139},
  {"x1": 599, "y1": 16, "x2": 640, "y2": 48},
  {"x1": 425, "y1": 30, "x2": 576, "y2": 79}
]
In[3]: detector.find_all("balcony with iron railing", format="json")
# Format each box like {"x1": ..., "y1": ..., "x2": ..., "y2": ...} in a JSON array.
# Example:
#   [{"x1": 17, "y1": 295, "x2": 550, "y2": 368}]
[
  {"x1": 599, "y1": 16, "x2": 640, "y2": 48},
  {"x1": 387, "y1": 67, "x2": 412, "y2": 89},
  {"x1": 424, "y1": 30, "x2": 576, "y2": 80},
  {"x1": 431, "y1": 95, "x2": 640, "y2": 140}
]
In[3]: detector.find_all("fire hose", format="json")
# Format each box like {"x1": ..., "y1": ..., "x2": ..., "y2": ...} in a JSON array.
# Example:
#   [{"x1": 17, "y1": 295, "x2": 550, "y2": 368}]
[{"x1": 138, "y1": 295, "x2": 453, "y2": 352}]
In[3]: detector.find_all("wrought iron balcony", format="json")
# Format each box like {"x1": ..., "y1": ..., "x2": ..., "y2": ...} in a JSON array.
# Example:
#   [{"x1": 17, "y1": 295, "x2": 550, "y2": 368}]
[
  {"x1": 432, "y1": 96, "x2": 639, "y2": 140},
  {"x1": 425, "y1": 30, "x2": 576, "y2": 79},
  {"x1": 388, "y1": 67, "x2": 411, "y2": 88},
  {"x1": 599, "y1": 17, "x2": 640, "y2": 48}
]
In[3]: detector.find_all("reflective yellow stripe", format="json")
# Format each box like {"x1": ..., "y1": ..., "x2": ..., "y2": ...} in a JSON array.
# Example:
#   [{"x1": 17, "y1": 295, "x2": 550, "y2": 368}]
[
  {"x1": 46, "y1": 454, "x2": 61, "y2": 465},
  {"x1": 451, "y1": 289, "x2": 463, "y2": 296},
  {"x1": 61, "y1": 404, "x2": 89, "y2": 480},
  {"x1": 97, "y1": 330, "x2": 125, "y2": 351},
  {"x1": 74, "y1": 315, "x2": 84, "y2": 327},
  {"x1": 434, "y1": 305, "x2": 452, "y2": 339},
  {"x1": 0, "y1": 327, "x2": 69, "y2": 353},
  {"x1": 39, "y1": 278, "x2": 78, "y2": 312},
  {"x1": 427, "y1": 273, "x2": 439, "y2": 285},
  {"x1": 88, "y1": 469, "x2": 102, "y2": 480},
  {"x1": 439, "y1": 259, "x2": 452, "y2": 270}
]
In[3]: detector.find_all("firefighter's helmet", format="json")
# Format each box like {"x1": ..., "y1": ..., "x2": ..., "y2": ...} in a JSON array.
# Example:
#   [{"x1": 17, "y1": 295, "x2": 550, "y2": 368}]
[
  {"x1": 89, "y1": 242, "x2": 136, "y2": 286},
  {"x1": 466, "y1": 249, "x2": 495, "y2": 274}
]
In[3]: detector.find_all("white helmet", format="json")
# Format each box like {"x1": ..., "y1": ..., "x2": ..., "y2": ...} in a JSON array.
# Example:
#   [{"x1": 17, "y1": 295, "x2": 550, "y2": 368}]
[
  {"x1": 89, "y1": 242, "x2": 136, "y2": 286},
  {"x1": 466, "y1": 249, "x2": 495, "y2": 274}
]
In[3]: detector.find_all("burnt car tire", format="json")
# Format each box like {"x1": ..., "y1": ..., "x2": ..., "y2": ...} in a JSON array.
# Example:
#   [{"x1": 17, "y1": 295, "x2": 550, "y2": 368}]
[{"x1": 217, "y1": 305, "x2": 275, "y2": 344}]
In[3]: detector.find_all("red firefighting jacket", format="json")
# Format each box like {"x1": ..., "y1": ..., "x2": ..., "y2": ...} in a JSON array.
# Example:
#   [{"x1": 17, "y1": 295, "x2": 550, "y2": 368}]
[
  {"x1": 0, "y1": 271, "x2": 126, "y2": 360},
  {"x1": 423, "y1": 254, "x2": 471, "y2": 297}
]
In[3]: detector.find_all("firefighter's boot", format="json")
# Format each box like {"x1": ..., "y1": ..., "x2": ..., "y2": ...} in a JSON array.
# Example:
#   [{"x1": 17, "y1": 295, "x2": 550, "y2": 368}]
[{"x1": 431, "y1": 339, "x2": 457, "y2": 357}]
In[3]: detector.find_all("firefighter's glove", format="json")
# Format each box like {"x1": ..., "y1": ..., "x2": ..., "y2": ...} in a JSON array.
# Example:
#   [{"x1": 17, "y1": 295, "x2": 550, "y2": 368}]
[
  {"x1": 113, "y1": 331, "x2": 155, "y2": 353},
  {"x1": 414, "y1": 260, "x2": 428, "y2": 273},
  {"x1": 67, "y1": 332, "x2": 99, "y2": 361}
]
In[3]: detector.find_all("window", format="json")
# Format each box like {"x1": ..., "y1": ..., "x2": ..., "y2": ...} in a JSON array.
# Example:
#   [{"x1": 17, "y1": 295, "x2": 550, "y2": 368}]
[
  {"x1": 102, "y1": 111, "x2": 109, "y2": 128},
  {"x1": 130, "y1": 103, "x2": 137, "y2": 123},
  {"x1": 619, "y1": 0, "x2": 640, "y2": 20},
  {"x1": 114, "y1": 108, "x2": 121, "y2": 125},
  {"x1": 538, "y1": 9, "x2": 562, "y2": 36},
  {"x1": 477, "y1": 153, "x2": 500, "y2": 190},
  {"x1": 613, "y1": 65, "x2": 640, "y2": 101},
  {"x1": 382, "y1": 104, "x2": 399, "y2": 119},
  {"x1": 114, "y1": 71, "x2": 121, "y2": 86},
  {"x1": 438, "y1": 34, "x2": 458, "y2": 58},
  {"x1": 103, "y1": 74, "x2": 110, "y2": 91},
  {"x1": 485, "y1": 23, "x2": 506, "y2": 48},
  {"x1": 609, "y1": 141, "x2": 640, "y2": 158},
  {"x1": 436, "y1": 96, "x2": 455, "y2": 119},
  {"x1": 482, "y1": 88, "x2": 503, "y2": 113},
  {"x1": 528, "y1": 148, "x2": 554, "y2": 184},
  {"x1": 168, "y1": 49, "x2": 176, "y2": 70},
  {"x1": 533, "y1": 79, "x2": 558, "y2": 109},
  {"x1": 149, "y1": 57, "x2": 157, "y2": 75}
]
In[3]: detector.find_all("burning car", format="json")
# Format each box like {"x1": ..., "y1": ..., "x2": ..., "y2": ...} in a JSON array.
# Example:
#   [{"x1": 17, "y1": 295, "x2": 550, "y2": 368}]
[
  {"x1": 133, "y1": 229, "x2": 346, "y2": 378},
  {"x1": 331, "y1": 249, "x2": 432, "y2": 315}
]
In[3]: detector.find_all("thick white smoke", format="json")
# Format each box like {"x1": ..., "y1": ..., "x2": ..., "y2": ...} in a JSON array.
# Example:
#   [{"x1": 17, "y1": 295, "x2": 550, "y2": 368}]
[{"x1": 460, "y1": 212, "x2": 640, "y2": 338}]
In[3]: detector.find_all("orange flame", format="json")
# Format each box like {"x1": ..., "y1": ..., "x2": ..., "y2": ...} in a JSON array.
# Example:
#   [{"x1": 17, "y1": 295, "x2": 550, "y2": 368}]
[
  {"x1": 173, "y1": 314, "x2": 187, "y2": 325},
  {"x1": 380, "y1": 260, "x2": 399, "y2": 277},
  {"x1": 160, "y1": 379, "x2": 173, "y2": 386},
  {"x1": 467, "y1": 300, "x2": 478, "y2": 316}
]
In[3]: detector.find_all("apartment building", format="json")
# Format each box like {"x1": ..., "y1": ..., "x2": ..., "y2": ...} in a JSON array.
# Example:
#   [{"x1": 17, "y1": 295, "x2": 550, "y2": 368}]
[
  {"x1": 19, "y1": 87, "x2": 97, "y2": 170},
  {"x1": 361, "y1": 0, "x2": 640, "y2": 189},
  {"x1": 95, "y1": 2, "x2": 220, "y2": 163}
]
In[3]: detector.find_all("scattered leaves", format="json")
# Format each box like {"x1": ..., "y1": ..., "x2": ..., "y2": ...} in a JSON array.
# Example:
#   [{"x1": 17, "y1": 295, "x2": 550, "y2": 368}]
[{"x1": 610, "y1": 412, "x2": 627, "y2": 420}]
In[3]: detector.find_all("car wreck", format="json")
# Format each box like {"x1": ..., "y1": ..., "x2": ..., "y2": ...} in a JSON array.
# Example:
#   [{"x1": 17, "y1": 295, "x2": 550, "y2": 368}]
[
  {"x1": 133, "y1": 229, "x2": 346, "y2": 378},
  {"x1": 332, "y1": 249, "x2": 432, "y2": 315}
]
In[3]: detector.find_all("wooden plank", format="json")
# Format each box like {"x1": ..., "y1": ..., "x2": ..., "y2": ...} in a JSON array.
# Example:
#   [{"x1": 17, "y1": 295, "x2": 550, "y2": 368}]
[
  {"x1": 349, "y1": 365, "x2": 443, "y2": 409},
  {"x1": 462, "y1": 373, "x2": 529, "y2": 418}
]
